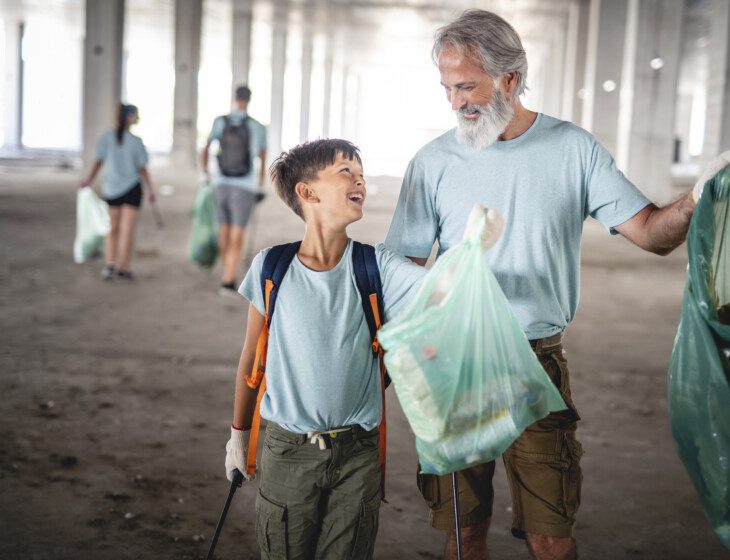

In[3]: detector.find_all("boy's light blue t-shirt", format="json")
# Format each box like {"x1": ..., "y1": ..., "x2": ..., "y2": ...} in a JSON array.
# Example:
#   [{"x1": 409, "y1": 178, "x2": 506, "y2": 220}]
[
  {"x1": 95, "y1": 129, "x2": 149, "y2": 200},
  {"x1": 384, "y1": 113, "x2": 651, "y2": 340},
  {"x1": 239, "y1": 240, "x2": 426, "y2": 434},
  {"x1": 208, "y1": 110, "x2": 267, "y2": 193}
]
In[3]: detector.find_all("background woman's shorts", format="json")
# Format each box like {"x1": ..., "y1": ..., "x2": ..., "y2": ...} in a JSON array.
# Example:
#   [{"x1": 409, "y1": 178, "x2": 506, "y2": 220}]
[
  {"x1": 105, "y1": 183, "x2": 142, "y2": 208},
  {"x1": 214, "y1": 184, "x2": 257, "y2": 228},
  {"x1": 417, "y1": 333, "x2": 584, "y2": 540}
]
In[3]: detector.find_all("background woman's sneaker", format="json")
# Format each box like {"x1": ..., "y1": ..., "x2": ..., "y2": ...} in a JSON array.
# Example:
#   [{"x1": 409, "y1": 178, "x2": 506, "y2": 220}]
[
  {"x1": 218, "y1": 282, "x2": 237, "y2": 297},
  {"x1": 116, "y1": 269, "x2": 134, "y2": 281},
  {"x1": 101, "y1": 264, "x2": 115, "y2": 280}
]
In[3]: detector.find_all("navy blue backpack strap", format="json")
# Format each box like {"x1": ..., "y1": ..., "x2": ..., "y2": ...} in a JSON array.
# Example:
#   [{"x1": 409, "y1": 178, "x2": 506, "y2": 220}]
[
  {"x1": 261, "y1": 242, "x2": 301, "y2": 327},
  {"x1": 352, "y1": 242, "x2": 391, "y2": 389},
  {"x1": 351, "y1": 242, "x2": 383, "y2": 344}
]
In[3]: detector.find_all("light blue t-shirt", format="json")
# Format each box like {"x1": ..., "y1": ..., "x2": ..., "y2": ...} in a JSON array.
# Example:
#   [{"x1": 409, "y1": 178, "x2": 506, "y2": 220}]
[
  {"x1": 95, "y1": 129, "x2": 149, "y2": 200},
  {"x1": 208, "y1": 110, "x2": 267, "y2": 193},
  {"x1": 384, "y1": 113, "x2": 651, "y2": 340},
  {"x1": 239, "y1": 240, "x2": 426, "y2": 434}
]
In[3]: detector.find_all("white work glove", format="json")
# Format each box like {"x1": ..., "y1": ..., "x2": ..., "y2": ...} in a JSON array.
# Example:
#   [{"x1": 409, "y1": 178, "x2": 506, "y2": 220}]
[
  {"x1": 464, "y1": 204, "x2": 505, "y2": 251},
  {"x1": 693, "y1": 151, "x2": 730, "y2": 203},
  {"x1": 225, "y1": 425, "x2": 253, "y2": 482}
]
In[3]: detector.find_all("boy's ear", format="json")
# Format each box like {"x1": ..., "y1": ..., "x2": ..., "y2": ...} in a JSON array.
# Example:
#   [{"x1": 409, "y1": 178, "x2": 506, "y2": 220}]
[{"x1": 295, "y1": 181, "x2": 319, "y2": 205}]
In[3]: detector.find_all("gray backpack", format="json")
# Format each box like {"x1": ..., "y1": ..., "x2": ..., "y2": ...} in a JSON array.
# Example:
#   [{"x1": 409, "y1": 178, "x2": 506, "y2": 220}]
[{"x1": 217, "y1": 115, "x2": 251, "y2": 177}]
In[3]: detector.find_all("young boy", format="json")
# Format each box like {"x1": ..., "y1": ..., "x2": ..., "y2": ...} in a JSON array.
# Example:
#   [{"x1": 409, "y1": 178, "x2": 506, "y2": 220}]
[{"x1": 224, "y1": 139, "x2": 429, "y2": 559}]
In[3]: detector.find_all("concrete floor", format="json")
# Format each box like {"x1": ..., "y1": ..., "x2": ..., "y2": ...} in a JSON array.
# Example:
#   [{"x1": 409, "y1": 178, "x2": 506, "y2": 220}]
[{"x1": 0, "y1": 168, "x2": 728, "y2": 560}]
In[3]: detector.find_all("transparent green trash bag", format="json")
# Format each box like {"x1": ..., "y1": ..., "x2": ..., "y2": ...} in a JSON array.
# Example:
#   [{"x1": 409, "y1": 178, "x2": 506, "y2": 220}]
[
  {"x1": 668, "y1": 165, "x2": 730, "y2": 549},
  {"x1": 379, "y1": 208, "x2": 566, "y2": 475},
  {"x1": 73, "y1": 188, "x2": 110, "y2": 263},
  {"x1": 188, "y1": 182, "x2": 219, "y2": 268}
]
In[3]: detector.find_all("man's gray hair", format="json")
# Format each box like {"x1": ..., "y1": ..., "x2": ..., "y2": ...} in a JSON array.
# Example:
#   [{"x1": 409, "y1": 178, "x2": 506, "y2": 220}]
[{"x1": 433, "y1": 9, "x2": 528, "y2": 98}]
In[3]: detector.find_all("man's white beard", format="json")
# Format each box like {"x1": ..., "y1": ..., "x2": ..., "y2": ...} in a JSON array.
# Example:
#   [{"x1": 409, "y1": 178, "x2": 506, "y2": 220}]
[{"x1": 455, "y1": 90, "x2": 514, "y2": 150}]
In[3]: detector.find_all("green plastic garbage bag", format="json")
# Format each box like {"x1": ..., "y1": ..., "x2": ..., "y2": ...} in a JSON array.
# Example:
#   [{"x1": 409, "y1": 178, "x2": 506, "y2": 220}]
[
  {"x1": 379, "y1": 208, "x2": 566, "y2": 475},
  {"x1": 668, "y1": 165, "x2": 730, "y2": 549},
  {"x1": 73, "y1": 188, "x2": 110, "y2": 263},
  {"x1": 188, "y1": 182, "x2": 218, "y2": 268}
]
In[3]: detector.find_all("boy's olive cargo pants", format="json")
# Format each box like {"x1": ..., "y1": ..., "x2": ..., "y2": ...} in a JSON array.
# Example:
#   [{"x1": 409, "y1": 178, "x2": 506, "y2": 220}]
[{"x1": 256, "y1": 422, "x2": 381, "y2": 560}]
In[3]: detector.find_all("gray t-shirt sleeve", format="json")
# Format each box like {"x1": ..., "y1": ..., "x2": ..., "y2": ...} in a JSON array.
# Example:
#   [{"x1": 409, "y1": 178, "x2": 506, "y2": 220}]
[
  {"x1": 208, "y1": 116, "x2": 225, "y2": 144},
  {"x1": 95, "y1": 132, "x2": 109, "y2": 161},
  {"x1": 384, "y1": 157, "x2": 439, "y2": 259},
  {"x1": 376, "y1": 243, "x2": 428, "y2": 321},
  {"x1": 585, "y1": 139, "x2": 651, "y2": 233},
  {"x1": 238, "y1": 248, "x2": 270, "y2": 315},
  {"x1": 255, "y1": 122, "x2": 268, "y2": 152},
  {"x1": 133, "y1": 138, "x2": 149, "y2": 168}
]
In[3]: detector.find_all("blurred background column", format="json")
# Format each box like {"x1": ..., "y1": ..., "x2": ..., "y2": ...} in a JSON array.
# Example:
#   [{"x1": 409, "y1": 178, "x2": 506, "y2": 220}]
[
  {"x1": 82, "y1": 0, "x2": 124, "y2": 168},
  {"x1": 581, "y1": 0, "x2": 628, "y2": 155},
  {"x1": 322, "y1": 32, "x2": 334, "y2": 138},
  {"x1": 269, "y1": 0, "x2": 288, "y2": 158},
  {"x1": 231, "y1": 0, "x2": 253, "y2": 90},
  {"x1": 299, "y1": 10, "x2": 313, "y2": 143},
  {"x1": 702, "y1": 0, "x2": 730, "y2": 160},
  {"x1": 562, "y1": 0, "x2": 590, "y2": 124},
  {"x1": 3, "y1": 16, "x2": 23, "y2": 149},
  {"x1": 616, "y1": 0, "x2": 683, "y2": 203},
  {"x1": 172, "y1": 0, "x2": 202, "y2": 170}
]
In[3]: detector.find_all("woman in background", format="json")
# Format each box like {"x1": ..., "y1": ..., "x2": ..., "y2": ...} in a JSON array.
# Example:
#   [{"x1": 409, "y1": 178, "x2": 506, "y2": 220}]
[{"x1": 80, "y1": 103, "x2": 155, "y2": 280}]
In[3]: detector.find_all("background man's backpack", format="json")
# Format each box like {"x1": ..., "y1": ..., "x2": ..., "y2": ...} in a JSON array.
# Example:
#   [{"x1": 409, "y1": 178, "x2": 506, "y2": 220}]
[{"x1": 217, "y1": 115, "x2": 251, "y2": 177}]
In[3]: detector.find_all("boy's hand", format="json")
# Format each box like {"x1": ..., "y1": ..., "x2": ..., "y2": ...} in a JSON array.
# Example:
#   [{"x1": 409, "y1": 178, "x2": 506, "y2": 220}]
[
  {"x1": 225, "y1": 425, "x2": 253, "y2": 482},
  {"x1": 693, "y1": 151, "x2": 730, "y2": 203},
  {"x1": 465, "y1": 204, "x2": 505, "y2": 251}
]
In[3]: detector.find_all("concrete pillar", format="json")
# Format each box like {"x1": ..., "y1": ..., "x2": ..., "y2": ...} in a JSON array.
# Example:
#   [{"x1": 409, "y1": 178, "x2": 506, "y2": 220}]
[
  {"x1": 703, "y1": 0, "x2": 730, "y2": 159},
  {"x1": 322, "y1": 32, "x2": 334, "y2": 138},
  {"x1": 231, "y1": 0, "x2": 253, "y2": 90},
  {"x1": 172, "y1": 0, "x2": 202, "y2": 169},
  {"x1": 615, "y1": 0, "x2": 683, "y2": 202},
  {"x1": 269, "y1": 0, "x2": 287, "y2": 157},
  {"x1": 3, "y1": 18, "x2": 23, "y2": 148},
  {"x1": 82, "y1": 0, "x2": 124, "y2": 167},
  {"x1": 562, "y1": 0, "x2": 590, "y2": 123},
  {"x1": 543, "y1": 23, "x2": 567, "y2": 118},
  {"x1": 581, "y1": 0, "x2": 628, "y2": 154},
  {"x1": 299, "y1": 30, "x2": 313, "y2": 142}
]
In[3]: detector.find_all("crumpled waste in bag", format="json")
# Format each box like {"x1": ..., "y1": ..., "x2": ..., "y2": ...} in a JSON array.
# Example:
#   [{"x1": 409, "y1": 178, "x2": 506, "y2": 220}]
[
  {"x1": 188, "y1": 181, "x2": 219, "y2": 268},
  {"x1": 379, "y1": 205, "x2": 566, "y2": 475},
  {"x1": 73, "y1": 188, "x2": 110, "y2": 263},
  {"x1": 668, "y1": 164, "x2": 730, "y2": 550}
]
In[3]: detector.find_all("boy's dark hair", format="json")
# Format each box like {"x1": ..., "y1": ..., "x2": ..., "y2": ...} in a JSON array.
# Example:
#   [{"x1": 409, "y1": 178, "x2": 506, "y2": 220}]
[
  {"x1": 235, "y1": 85, "x2": 252, "y2": 102},
  {"x1": 269, "y1": 139, "x2": 362, "y2": 220}
]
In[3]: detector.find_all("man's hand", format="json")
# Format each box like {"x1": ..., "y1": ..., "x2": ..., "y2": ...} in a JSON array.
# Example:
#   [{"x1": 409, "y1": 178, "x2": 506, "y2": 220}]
[
  {"x1": 465, "y1": 204, "x2": 505, "y2": 251},
  {"x1": 694, "y1": 151, "x2": 730, "y2": 203},
  {"x1": 225, "y1": 425, "x2": 253, "y2": 482},
  {"x1": 79, "y1": 178, "x2": 91, "y2": 189}
]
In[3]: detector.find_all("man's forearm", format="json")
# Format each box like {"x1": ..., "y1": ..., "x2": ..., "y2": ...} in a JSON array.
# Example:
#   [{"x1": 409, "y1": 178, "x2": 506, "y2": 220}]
[
  {"x1": 201, "y1": 144, "x2": 209, "y2": 171},
  {"x1": 640, "y1": 191, "x2": 695, "y2": 256}
]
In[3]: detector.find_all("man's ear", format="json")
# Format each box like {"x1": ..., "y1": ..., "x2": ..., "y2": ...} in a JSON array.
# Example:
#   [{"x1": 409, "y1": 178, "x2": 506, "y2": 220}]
[
  {"x1": 501, "y1": 72, "x2": 519, "y2": 97},
  {"x1": 295, "y1": 181, "x2": 319, "y2": 205}
]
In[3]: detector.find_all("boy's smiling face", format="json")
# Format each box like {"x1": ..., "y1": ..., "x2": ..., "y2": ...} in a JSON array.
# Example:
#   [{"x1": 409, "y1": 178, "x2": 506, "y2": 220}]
[{"x1": 296, "y1": 154, "x2": 367, "y2": 227}]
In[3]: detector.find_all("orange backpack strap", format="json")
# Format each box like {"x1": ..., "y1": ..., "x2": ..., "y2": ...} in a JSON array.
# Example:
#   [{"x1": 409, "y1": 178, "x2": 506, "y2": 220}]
[
  {"x1": 245, "y1": 279, "x2": 274, "y2": 476},
  {"x1": 369, "y1": 293, "x2": 388, "y2": 502},
  {"x1": 243, "y1": 243, "x2": 300, "y2": 477}
]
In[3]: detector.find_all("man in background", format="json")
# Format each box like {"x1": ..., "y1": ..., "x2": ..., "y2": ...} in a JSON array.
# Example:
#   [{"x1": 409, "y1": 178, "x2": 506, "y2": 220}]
[{"x1": 202, "y1": 85, "x2": 267, "y2": 295}]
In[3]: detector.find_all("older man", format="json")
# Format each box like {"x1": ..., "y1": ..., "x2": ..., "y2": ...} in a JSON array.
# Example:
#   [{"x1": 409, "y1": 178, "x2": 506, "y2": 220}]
[{"x1": 385, "y1": 9, "x2": 712, "y2": 560}]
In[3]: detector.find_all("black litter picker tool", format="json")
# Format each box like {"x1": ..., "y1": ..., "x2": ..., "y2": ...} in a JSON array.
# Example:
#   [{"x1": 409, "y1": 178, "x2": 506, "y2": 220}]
[
  {"x1": 150, "y1": 199, "x2": 164, "y2": 229},
  {"x1": 206, "y1": 469, "x2": 244, "y2": 560},
  {"x1": 452, "y1": 472, "x2": 463, "y2": 560}
]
